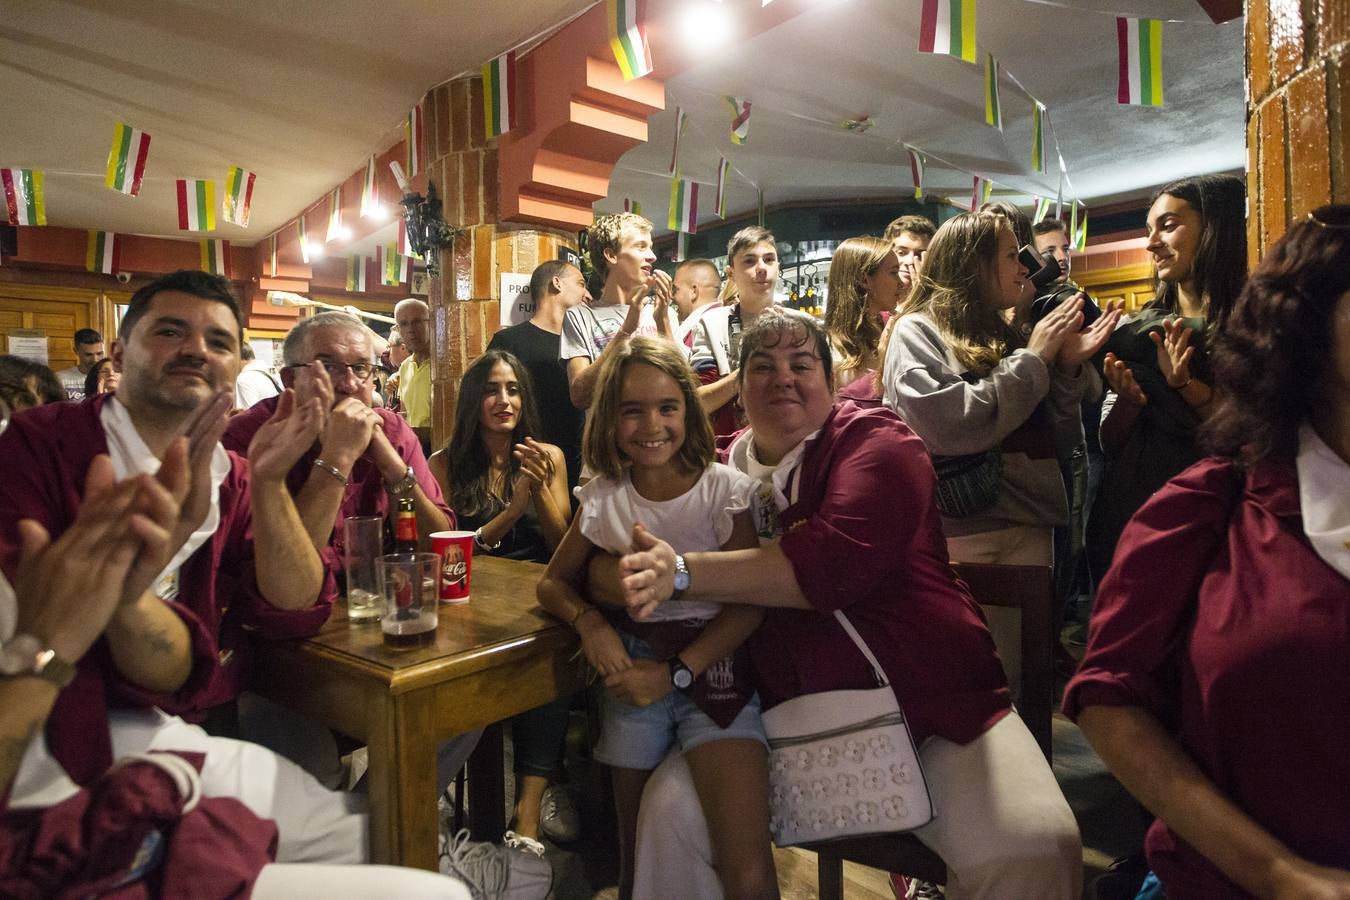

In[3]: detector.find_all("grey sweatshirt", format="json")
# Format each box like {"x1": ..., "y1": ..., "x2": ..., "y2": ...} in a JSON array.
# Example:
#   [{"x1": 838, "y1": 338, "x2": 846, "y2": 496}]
[{"x1": 882, "y1": 313, "x2": 1079, "y2": 536}]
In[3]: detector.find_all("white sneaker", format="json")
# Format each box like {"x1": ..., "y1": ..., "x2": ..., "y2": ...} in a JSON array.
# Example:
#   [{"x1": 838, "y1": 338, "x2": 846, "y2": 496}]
[
  {"x1": 503, "y1": 829, "x2": 547, "y2": 857},
  {"x1": 538, "y1": 784, "x2": 581, "y2": 843}
]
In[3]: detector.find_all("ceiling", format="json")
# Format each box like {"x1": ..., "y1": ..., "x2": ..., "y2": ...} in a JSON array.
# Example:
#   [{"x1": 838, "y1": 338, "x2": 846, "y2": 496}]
[
  {"x1": 608, "y1": 0, "x2": 1246, "y2": 224},
  {"x1": 0, "y1": 0, "x2": 594, "y2": 244},
  {"x1": 2, "y1": 0, "x2": 1246, "y2": 247}
]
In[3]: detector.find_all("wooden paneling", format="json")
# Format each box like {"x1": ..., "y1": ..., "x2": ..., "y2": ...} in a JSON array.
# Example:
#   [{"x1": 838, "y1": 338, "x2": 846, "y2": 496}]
[
  {"x1": 0, "y1": 284, "x2": 106, "y2": 371},
  {"x1": 1074, "y1": 262, "x2": 1156, "y2": 314}
]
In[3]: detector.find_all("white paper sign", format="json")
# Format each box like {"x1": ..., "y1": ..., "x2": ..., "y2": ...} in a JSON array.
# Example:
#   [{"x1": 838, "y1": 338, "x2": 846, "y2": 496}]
[
  {"x1": 499, "y1": 273, "x2": 534, "y2": 328},
  {"x1": 6, "y1": 331, "x2": 48, "y2": 365}
]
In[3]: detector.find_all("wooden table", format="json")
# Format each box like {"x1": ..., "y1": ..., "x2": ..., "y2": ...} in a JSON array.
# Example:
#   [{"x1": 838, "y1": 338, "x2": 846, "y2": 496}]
[{"x1": 250, "y1": 555, "x2": 587, "y2": 870}]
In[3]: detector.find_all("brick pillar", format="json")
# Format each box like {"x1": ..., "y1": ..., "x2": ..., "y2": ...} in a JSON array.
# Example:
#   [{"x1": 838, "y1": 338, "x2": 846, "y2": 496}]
[
  {"x1": 419, "y1": 76, "x2": 579, "y2": 450},
  {"x1": 1245, "y1": 0, "x2": 1349, "y2": 266}
]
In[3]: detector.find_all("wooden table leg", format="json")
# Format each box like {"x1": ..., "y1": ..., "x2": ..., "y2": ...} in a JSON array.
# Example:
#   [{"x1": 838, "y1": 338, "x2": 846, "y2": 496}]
[
  {"x1": 367, "y1": 696, "x2": 442, "y2": 870},
  {"x1": 467, "y1": 722, "x2": 506, "y2": 841}
]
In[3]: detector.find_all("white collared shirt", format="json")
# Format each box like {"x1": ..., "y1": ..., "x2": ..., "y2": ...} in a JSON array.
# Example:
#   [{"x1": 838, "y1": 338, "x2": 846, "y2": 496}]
[{"x1": 1297, "y1": 423, "x2": 1350, "y2": 582}]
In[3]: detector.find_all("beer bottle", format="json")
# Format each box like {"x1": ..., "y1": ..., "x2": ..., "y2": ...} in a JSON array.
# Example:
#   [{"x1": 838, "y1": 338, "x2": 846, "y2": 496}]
[{"x1": 394, "y1": 497, "x2": 418, "y2": 553}]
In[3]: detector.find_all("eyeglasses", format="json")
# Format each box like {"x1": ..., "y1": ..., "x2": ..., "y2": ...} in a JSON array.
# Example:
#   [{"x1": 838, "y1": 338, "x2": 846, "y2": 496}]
[
  {"x1": 288, "y1": 360, "x2": 375, "y2": 382},
  {"x1": 1307, "y1": 205, "x2": 1350, "y2": 230}
]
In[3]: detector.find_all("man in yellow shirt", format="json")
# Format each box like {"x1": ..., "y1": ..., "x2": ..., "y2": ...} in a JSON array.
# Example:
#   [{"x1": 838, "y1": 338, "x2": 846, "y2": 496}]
[{"x1": 394, "y1": 298, "x2": 432, "y2": 452}]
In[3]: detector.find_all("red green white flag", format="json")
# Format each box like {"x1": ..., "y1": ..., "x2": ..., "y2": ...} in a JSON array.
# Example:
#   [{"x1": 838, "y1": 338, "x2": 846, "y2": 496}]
[
  {"x1": 105, "y1": 123, "x2": 151, "y2": 196},
  {"x1": 346, "y1": 255, "x2": 368, "y2": 293},
  {"x1": 970, "y1": 175, "x2": 991, "y2": 211},
  {"x1": 714, "y1": 156, "x2": 730, "y2": 218},
  {"x1": 607, "y1": 0, "x2": 653, "y2": 81},
  {"x1": 85, "y1": 230, "x2": 121, "y2": 274},
  {"x1": 907, "y1": 148, "x2": 925, "y2": 201},
  {"x1": 623, "y1": 198, "x2": 642, "y2": 215},
  {"x1": 1033, "y1": 196, "x2": 1053, "y2": 223},
  {"x1": 199, "y1": 239, "x2": 230, "y2": 276},
  {"x1": 668, "y1": 178, "x2": 698, "y2": 233},
  {"x1": 725, "y1": 96, "x2": 751, "y2": 145},
  {"x1": 327, "y1": 187, "x2": 343, "y2": 242},
  {"x1": 669, "y1": 106, "x2": 688, "y2": 175},
  {"x1": 222, "y1": 166, "x2": 255, "y2": 226},
  {"x1": 674, "y1": 231, "x2": 687, "y2": 263},
  {"x1": 482, "y1": 51, "x2": 517, "y2": 138},
  {"x1": 406, "y1": 103, "x2": 425, "y2": 178},
  {"x1": 379, "y1": 243, "x2": 409, "y2": 286},
  {"x1": 1, "y1": 168, "x2": 46, "y2": 225},
  {"x1": 1118, "y1": 17, "x2": 1163, "y2": 106},
  {"x1": 269, "y1": 234, "x2": 278, "y2": 277},
  {"x1": 360, "y1": 155, "x2": 379, "y2": 218},
  {"x1": 984, "y1": 53, "x2": 1002, "y2": 130},
  {"x1": 176, "y1": 179, "x2": 216, "y2": 231},
  {"x1": 918, "y1": 0, "x2": 976, "y2": 64}
]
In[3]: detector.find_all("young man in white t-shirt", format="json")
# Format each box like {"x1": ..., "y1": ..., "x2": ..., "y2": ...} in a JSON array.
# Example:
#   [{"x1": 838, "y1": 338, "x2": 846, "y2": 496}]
[
  {"x1": 689, "y1": 227, "x2": 781, "y2": 435},
  {"x1": 560, "y1": 212, "x2": 677, "y2": 410}
]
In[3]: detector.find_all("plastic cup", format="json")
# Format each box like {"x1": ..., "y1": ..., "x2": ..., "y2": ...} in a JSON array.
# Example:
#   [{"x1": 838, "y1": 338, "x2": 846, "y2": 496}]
[
  {"x1": 343, "y1": 515, "x2": 384, "y2": 623},
  {"x1": 378, "y1": 552, "x2": 440, "y2": 649},
  {"x1": 429, "y1": 530, "x2": 475, "y2": 604}
]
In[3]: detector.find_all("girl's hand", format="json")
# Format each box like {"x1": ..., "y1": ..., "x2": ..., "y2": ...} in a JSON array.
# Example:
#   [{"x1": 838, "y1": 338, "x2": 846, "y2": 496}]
[
  {"x1": 1150, "y1": 317, "x2": 1197, "y2": 389},
  {"x1": 1103, "y1": 353, "x2": 1148, "y2": 407},
  {"x1": 619, "y1": 523, "x2": 677, "y2": 620},
  {"x1": 1057, "y1": 300, "x2": 1122, "y2": 369},
  {"x1": 576, "y1": 614, "x2": 632, "y2": 677},
  {"x1": 1027, "y1": 296, "x2": 1084, "y2": 365},
  {"x1": 604, "y1": 659, "x2": 673, "y2": 707},
  {"x1": 1269, "y1": 857, "x2": 1350, "y2": 900}
]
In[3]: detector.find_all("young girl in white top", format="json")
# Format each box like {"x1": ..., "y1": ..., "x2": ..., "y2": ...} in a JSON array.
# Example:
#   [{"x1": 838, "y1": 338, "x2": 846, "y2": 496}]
[{"x1": 537, "y1": 336, "x2": 778, "y2": 900}]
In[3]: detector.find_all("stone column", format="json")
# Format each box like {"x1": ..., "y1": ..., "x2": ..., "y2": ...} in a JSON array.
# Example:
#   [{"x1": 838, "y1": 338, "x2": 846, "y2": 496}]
[
  {"x1": 1246, "y1": 0, "x2": 1349, "y2": 265},
  {"x1": 419, "y1": 76, "x2": 579, "y2": 450}
]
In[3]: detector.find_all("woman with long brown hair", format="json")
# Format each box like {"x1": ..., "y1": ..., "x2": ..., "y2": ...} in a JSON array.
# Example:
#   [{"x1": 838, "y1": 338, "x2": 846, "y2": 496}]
[{"x1": 823, "y1": 236, "x2": 902, "y2": 391}]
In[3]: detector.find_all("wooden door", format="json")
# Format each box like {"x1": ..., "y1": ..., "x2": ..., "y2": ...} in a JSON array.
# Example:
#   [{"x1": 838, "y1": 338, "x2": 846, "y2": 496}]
[
  {"x1": 0, "y1": 285, "x2": 107, "y2": 371},
  {"x1": 1075, "y1": 263, "x2": 1156, "y2": 314}
]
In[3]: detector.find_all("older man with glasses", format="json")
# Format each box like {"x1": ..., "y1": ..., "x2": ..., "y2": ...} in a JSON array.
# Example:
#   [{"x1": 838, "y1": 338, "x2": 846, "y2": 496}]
[{"x1": 224, "y1": 311, "x2": 452, "y2": 557}]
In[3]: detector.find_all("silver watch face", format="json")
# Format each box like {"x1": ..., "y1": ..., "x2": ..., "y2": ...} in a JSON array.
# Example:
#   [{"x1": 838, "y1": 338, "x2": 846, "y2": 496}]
[
  {"x1": 0, "y1": 634, "x2": 42, "y2": 676},
  {"x1": 673, "y1": 569, "x2": 690, "y2": 592},
  {"x1": 672, "y1": 666, "x2": 694, "y2": 689}
]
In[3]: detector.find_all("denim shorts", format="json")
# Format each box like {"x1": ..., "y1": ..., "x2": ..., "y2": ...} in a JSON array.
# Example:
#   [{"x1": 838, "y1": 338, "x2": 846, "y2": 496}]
[{"x1": 593, "y1": 632, "x2": 768, "y2": 771}]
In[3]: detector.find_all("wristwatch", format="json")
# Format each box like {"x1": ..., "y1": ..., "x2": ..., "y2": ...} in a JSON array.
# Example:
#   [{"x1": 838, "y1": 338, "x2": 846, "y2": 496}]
[
  {"x1": 668, "y1": 656, "x2": 694, "y2": 693},
  {"x1": 386, "y1": 466, "x2": 417, "y2": 497},
  {"x1": 0, "y1": 634, "x2": 77, "y2": 688},
  {"x1": 671, "y1": 553, "x2": 690, "y2": 600}
]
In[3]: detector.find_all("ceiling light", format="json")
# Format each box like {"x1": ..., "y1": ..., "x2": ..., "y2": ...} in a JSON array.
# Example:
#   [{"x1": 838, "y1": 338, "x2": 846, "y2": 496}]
[
  {"x1": 680, "y1": 1, "x2": 732, "y2": 48},
  {"x1": 308, "y1": 243, "x2": 325, "y2": 259}
]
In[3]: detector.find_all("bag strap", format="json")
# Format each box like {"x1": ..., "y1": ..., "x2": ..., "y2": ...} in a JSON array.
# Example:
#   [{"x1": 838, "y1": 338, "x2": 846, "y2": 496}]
[{"x1": 832, "y1": 609, "x2": 889, "y2": 688}]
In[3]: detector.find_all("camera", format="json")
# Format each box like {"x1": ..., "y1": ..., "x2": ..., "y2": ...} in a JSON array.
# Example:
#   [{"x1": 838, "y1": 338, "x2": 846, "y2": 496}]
[
  {"x1": 1018, "y1": 245, "x2": 1064, "y2": 294},
  {"x1": 114, "y1": 271, "x2": 132, "y2": 284},
  {"x1": 1017, "y1": 246, "x2": 1102, "y2": 328}
]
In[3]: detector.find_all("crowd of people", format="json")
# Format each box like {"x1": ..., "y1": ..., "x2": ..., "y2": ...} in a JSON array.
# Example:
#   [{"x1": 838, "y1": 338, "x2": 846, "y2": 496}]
[{"x1": 0, "y1": 187, "x2": 1346, "y2": 900}]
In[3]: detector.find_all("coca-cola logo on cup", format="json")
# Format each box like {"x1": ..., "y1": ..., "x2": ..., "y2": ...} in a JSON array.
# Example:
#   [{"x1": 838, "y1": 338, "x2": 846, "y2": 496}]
[{"x1": 442, "y1": 544, "x2": 467, "y2": 588}]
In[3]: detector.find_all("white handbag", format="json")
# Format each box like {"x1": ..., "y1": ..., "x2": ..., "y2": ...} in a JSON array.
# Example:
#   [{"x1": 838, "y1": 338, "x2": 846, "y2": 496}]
[{"x1": 762, "y1": 610, "x2": 934, "y2": 847}]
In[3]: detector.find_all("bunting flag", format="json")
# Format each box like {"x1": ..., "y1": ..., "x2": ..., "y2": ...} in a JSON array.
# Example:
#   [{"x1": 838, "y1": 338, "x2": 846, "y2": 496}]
[
  {"x1": 222, "y1": 166, "x2": 255, "y2": 227},
  {"x1": 725, "y1": 96, "x2": 752, "y2": 144},
  {"x1": 918, "y1": 0, "x2": 977, "y2": 64},
  {"x1": 607, "y1": 0, "x2": 654, "y2": 81},
  {"x1": 1, "y1": 168, "x2": 46, "y2": 225},
  {"x1": 668, "y1": 178, "x2": 698, "y2": 233},
  {"x1": 623, "y1": 198, "x2": 642, "y2": 215},
  {"x1": 360, "y1": 156, "x2": 379, "y2": 217},
  {"x1": 757, "y1": 187, "x2": 765, "y2": 227},
  {"x1": 907, "y1": 148, "x2": 925, "y2": 201},
  {"x1": 406, "y1": 102, "x2": 425, "y2": 177},
  {"x1": 298, "y1": 215, "x2": 310, "y2": 264},
  {"x1": 1031, "y1": 102, "x2": 1047, "y2": 173},
  {"x1": 1033, "y1": 196, "x2": 1053, "y2": 224},
  {"x1": 345, "y1": 255, "x2": 367, "y2": 292},
  {"x1": 668, "y1": 106, "x2": 688, "y2": 175},
  {"x1": 1117, "y1": 17, "x2": 1163, "y2": 106},
  {"x1": 482, "y1": 50, "x2": 517, "y2": 138},
  {"x1": 970, "y1": 175, "x2": 992, "y2": 211},
  {"x1": 326, "y1": 187, "x2": 343, "y2": 241},
  {"x1": 714, "y1": 156, "x2": 730, "y2": 218},
  {"x1": 175, "y1": 179, "x2": 216, "y2": 231},
  {"x1": 379, "y1": 243, "x2": 410, "y2": 286},
  {"x1": 1072, "y1": 203, "x2": 1088, "y2": 251},
  {"x1": 984, "y1": 53, "x2": 1002, "y2": 130},
  {"x1": 104, "y1": 123, "x2": 151, "y2": 196},
  {"x1": 674, "y1": 231, "x2": 687, "y2": 263},
  {"x1": 85, "y1": 230, "x2": 121, "y2": 274},
  {"x1": 1056, "y1": 177, "x2": 1064, "y2": 219},
  {"x1": 269, "y1": 234, "x2": 278, "y2": 277},
  {"x1": 199, "y1": 239, "x2": 229, "y2": 276},
  {"x1": 397, "y1": 217, "x2": 420, "y2": 259}
]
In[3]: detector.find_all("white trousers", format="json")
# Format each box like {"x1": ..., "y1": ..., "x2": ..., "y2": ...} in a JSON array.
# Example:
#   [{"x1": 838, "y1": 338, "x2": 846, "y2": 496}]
[
  {"x1": 108, "y1": 708, "x2": 368, "y2": 864},
  {"x1": 632, "y1": 711, "x2": 1081, "y2": 900},
  {"x1": 253, "y1": 864, "x2": 471, "y2": 899}
]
